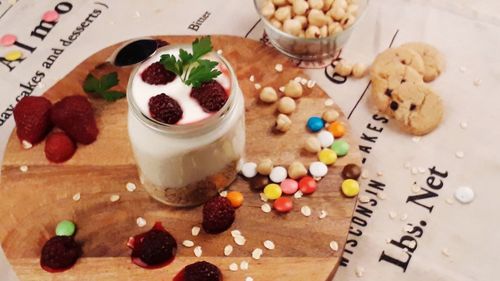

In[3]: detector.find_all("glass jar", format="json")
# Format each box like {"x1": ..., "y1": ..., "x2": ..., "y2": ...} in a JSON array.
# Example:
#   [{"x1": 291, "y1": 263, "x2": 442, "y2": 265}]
[{"x1": 127, "y1": 45, "x2": 245, "y2": 207}]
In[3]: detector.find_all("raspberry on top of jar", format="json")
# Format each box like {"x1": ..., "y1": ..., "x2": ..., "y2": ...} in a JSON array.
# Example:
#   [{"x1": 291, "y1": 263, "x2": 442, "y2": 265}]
[{"x1": 131, "y1": 37, "x2": 231, "y2": 125}]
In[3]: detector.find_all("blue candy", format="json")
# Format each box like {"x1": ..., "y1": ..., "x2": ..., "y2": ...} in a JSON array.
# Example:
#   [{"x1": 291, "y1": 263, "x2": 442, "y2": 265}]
[{"x1": 307, "y1": 116, "x2": 324, "y2": 132}]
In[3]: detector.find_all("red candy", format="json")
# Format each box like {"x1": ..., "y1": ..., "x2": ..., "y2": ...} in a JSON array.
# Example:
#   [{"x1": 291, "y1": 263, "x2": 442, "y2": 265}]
[
  {"x1": 298, "y1": 176, "x2": 317, "y2": 194},
  {"x1": 273, "y1": 197, "x2": 293, "y2": 213},
  {"x1": 280, "y1": 179, "x2": 298, "y2": 195}
]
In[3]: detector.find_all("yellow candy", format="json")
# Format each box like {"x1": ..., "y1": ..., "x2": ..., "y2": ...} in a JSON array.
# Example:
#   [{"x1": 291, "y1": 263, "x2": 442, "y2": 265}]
[
  {"x1": 341, "y1": 179, "x2": 360, "y2": 197},
  {"x1": 5, "y1": 50, "x2": 22, "y2": 61},
  {"x1": 318, "y1": 148, "x2": 337, "y2": 165},
  {"x1": 264, "y1": 183, "x2": 282, "y2": 200}
]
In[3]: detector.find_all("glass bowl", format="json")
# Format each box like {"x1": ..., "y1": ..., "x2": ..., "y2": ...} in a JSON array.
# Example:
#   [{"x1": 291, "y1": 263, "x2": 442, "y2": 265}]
[{"x1": 254, "y1": 0, "x2": 369, "y2": 61}]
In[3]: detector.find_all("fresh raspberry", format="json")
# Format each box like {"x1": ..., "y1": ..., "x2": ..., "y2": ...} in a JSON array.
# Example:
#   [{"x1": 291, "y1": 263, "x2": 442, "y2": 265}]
[
  {"x1": 148, "y1": 94, "x2": 183, "y2": 124},
  {"x1": 184, "y1": 261, "x2": 222, "y2": 281},
  {"x1": 202, "y1": 196, "x2": 235, "y2": 234},
  {"x1": 44, "y1": 132, "x2": 76, "y2": 163},
  {"x1": 51, "y1": 96, "x2": 99, "y2": 145},
  {"x1": 130, "y1": 222, "x2": 177, "y2": 267},
  {"x1": 190, "y1": 81, "x2": 228, "y2": 112},
  {"x1": 40, "y1": 236, "x2": 82, "y2": 272},
  {"x1": 13, "y1": 96, "x2": 53, "y2": 145},
  {"x1": 141, "y1": 62, "x2": 176, "y2": 85}
]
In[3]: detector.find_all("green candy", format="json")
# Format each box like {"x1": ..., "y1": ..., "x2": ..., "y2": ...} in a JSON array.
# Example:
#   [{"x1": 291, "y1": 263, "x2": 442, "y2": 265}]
[
  {"x1": 55, "y1": 220, "x2": 76, "y2": 236},
  {"x1": 331, "y1": 140, "x2": 349, "y2": 157}
]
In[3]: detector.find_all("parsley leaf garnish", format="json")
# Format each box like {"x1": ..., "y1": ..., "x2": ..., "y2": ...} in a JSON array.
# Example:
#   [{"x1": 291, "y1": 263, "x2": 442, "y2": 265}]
[
  {"x1": 160, "y1": 36, "x2": 221, "y2": 88},
  {"x1": 83, "y1": 72, "x2": 125, "y2": 101}
]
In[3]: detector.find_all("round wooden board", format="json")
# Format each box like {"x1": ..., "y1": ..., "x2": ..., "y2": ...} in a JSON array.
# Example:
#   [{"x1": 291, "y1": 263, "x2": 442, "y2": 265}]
[{"x1": 0, "y1": 35, "x2": 361, "y2": 281}]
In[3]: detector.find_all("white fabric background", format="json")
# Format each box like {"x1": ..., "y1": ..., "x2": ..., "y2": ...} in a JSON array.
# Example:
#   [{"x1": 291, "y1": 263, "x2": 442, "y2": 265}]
[{"x1": 0, "y1": 0, "x2": 499, "y2": 280}]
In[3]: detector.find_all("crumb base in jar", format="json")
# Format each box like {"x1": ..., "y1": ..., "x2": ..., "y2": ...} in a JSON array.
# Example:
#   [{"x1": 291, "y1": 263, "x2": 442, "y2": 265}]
[{"x1": 140, "y1": 160, "x2": 239, "y2": 207}]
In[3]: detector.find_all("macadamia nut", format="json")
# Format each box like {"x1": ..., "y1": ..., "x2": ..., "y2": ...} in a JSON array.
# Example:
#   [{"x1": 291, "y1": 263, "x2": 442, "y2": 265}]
[
  {"x1": 328, "y1": 6, "x2": 346, "y2": 21},
  {"x1": 288, "y1": 161, "x2": 308, "y2": 179},
  {"x1": 304, "y1": 136, "x2": 321, "y2": 153},
  {"x1": 273, "y1": 0, "x2": 288, "y2": 6},
  {"x1": 335, "y1": 60, "x2": 352, "y2": 76},
  {"x1": 278, "y1": 96, "x2": 297, "y2": 114},
  {"x1": 322, "y1": 109, "x2": 339, "y2": 122},
  {"x1": 261, "y1": 1, "x2": 276, "y2": 18},
  {"x1": 284, "y1": 80, "x2": 303, "y2": 98},
  {"x1": 323, "y1": 0, "x2": 334, "y2": 11},
  {"x1": 294, "y1": 15, "x2": 308, "y2": 28},
  {"x1": 293, "y1": 0, "x2": 309, "y2": 15},
  {"x1": 308, "y1": 0, "x2": 324, "y2": 10},
  {"x1": 276, "y1": 114, "x2": 292, "y2": 132},
  {"x1": 283, "y1": 19, "x2": 302, "y2": 36},
  {"x1": 342, "y1": 15, "x2": 356, "y2": 28},
  {"x1": 257, "y1": 158, "x2": 274, "y2": 175},
  {"x1": 260, "y1": 87, "x2": 278, "y2": 103},
  {"x1": 352, "y1": 63, "x2": 367, "y2": 78},
  {"x1": 274, "y1": 6, "x2": 292, "y2": 21},
  {"x1": 328, "y1": 22, "x2": 343, "y2": 35},
  {"x1": 332, "y1": 0, "x2": 347, "y2": 10},
  {"x1": 308, "y1": 9, "x2": 328, "y2": 27},
  {"x1": 305, "y1": 25, "x2": 321, "y2": 38},
  {"x1": 319, "y1": 25, "x2": 328, "y2": 37},
  {"x1": 270, "y1": 18, "x2": 282, "y2": 29}
]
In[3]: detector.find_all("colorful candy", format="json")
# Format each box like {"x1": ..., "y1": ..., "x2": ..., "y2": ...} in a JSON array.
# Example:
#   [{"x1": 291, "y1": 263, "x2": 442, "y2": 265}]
[
  {"x1": 298, "y1": 176, "x2": 317, "y2": 194},
  {"x1": 241, "y1": 162, "x2": 257, "y2": 178},
  {"x1": 249, "y1": 175, "x2": 270, "y2": 191},
  {"x1": 55, "y1": 220, "x2": 76, "y2": 236},
  {"x1": 454, "y1": 186, "x2": 474, "y2": 204},
  {"x1": 306, "y1": 116, "x2": 324, "y2": 132},
  {"x1": 327, "y1": 122, "x2": 345, "y2": 138},
  {"x1": 273, "y1": 197, "x2": 293, "y2": 213},
  {"x1": 331, "y1": 140, "x2": 349, "y2": 157},
  {"x1": 226, "y1": 191, "x2": 244, "y2": 208},
  {"x1": 269, "y1": 166, "x2": 287, "y2": 183},
  {"x1": 264, "y1": 183, "x2": 282, "y2": 200},
  {"x1": 317, "y1": 130, "x2": 334, "y2": 148},
  {"x1": 5, "y1": 50, "x2": 22, "y2": 61},
  {"x1": 309, "y1": 161, "x2": 328, "y2": 178},
  {"x1": 341, "y1": 179, "x2": 359, "y2": 197},
  {"x1": 318, "y1": 148, "x2": 337, "y2": 165},
  {"x1": 42, "y1": 10, "x2": 59, "y2": 22},
  {"x1": 342, "y1": 164, "x2": 361, "y2": 179},
  {"x1": 0, "y1": 34, "x2": 16, "y2": 47},
  {"x1": 280, "y1": 179, "x2": 299, "y2": 195}
]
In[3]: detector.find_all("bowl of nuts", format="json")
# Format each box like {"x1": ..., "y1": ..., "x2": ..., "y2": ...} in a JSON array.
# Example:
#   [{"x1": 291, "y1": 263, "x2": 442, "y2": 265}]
[{"x1": 255, "y1": 0, "x2": 368, "y2": 61}]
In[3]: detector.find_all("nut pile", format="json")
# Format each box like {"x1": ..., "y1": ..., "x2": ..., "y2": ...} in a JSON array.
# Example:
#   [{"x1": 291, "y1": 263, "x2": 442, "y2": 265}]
[
  {"x1": 256, "y1": 65, "x2": 316, "y2": 132},
  {"x1": 260, "y1": 0, "x2": 361, "y2": 38}
]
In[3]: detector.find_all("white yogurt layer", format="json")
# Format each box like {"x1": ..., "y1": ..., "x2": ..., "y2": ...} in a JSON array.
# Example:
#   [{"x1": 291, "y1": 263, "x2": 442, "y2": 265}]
[{"x1": 131, "y1": 47, "x2": 231, "y2": 125}]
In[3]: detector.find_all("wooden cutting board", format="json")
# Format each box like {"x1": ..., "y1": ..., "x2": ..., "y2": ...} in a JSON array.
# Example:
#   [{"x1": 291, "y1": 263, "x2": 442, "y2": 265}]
[{"x1": 0, "y1": 35, "x2": 361, "y2": 281}]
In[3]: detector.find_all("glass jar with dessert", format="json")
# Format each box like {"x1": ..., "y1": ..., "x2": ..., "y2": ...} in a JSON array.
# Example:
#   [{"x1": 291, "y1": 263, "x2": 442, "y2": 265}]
[{"x1": 127, "y1": 37, "x2": 245, "y2": 207}]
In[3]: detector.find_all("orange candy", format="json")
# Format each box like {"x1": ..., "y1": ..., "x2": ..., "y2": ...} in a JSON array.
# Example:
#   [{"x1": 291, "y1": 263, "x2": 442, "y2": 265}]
[
  {"x1": 328, "y1": 122, "x2": 345, "y2": 138},
  {"x1": 226, "y1": 191, "x2": 244, "y2": 208}
]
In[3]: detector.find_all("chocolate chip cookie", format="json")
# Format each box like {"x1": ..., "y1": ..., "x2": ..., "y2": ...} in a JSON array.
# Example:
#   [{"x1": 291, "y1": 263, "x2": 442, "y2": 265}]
[
  {"x1": 370, "y1": 47, "x2": 426, "y2": 78},
  {"x1": 370, "y1": 63, "x2": 423, "y2": 115},
  {"x1": 400, "y1": 42, "x2": 445, "y2": 82},
  {"x1": 388, "y1": 82, "x2": 444, "y2": 135}
]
